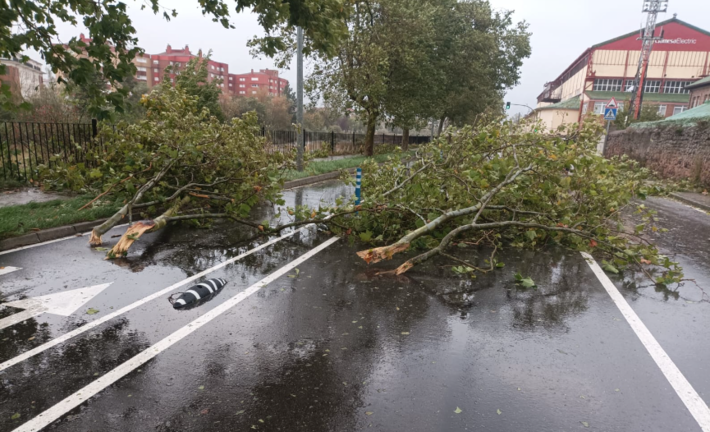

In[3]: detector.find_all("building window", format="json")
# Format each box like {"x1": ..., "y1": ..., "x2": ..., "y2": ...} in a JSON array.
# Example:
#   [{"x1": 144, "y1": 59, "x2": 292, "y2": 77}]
[
  {"x1": 593, "y1": 102, "x2": 606, "y2": 115},
  {"x1": 136, "y1": 58, "x2": 147, "y2": 64},
  {"x1": 663, "y1": 81, "x2": 689, "y2": 94},
  {"x1": 644, "y1": 80, "x2": 661, "y2": 93},
  {"x1": 239, "y1": 84, "x2": 245, "y2": 88},
  {"x1": 229, "y1": 83, "x2": 232, "y2": 87},
  {"x1": 593, "y1": 79, "x2": 622, "y2": 92},
  {"x1": 239, "y1": 91, "x2": 245, "y2": 94},
  {"x1": 657, "y1": 105, "x2": 667, "y2": 116},
  {"x1": 153, "y1": 60, "x2": 159, "y2": 64},
  {"x1": 153, "y1": 68, "x2": 158, "y2": 73},
  {"x1": 672, "y1": 106, "x2": 687, "y2": 115},
  {"x1": 239, "y1": 78, "x2": 245, "y2": 81},
  {"x1": 220, "y1": 83, "x2": 224, "y2": 87},
  {"x1": 252, "y1": 91, "x2": 257, "y2": 94},
  {"x1": 251, "y1": 77, "x2": 259, "y2": 81},
  {"x1": 154, "y1": 77, "x2": 159, "y2": 81},
  {"x1": 136, "y1": 67, "x2": 146, "y2": 72},
  {"x1": 229, "y1": 77, "x2": 233, "y2": 80},
  {"x1": 136, "y1": 75, "x2": 147, "y2": 81},
  {"x1": 251, "y1": 84, "x2": 258, "y2": 87}
]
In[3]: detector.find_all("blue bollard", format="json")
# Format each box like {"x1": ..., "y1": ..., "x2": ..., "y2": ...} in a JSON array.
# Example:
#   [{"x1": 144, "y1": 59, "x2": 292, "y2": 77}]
[{"x1": 355, "y1": 167, "x2": 362, "y2": 207}]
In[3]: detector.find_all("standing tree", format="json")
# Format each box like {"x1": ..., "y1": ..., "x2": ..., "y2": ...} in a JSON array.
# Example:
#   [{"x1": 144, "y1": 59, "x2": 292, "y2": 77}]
[
  {"x1": 282, "y1": 82, "x2": 297, "y2": 124},
  {"x1": 0, "y1": 0, "x2": 349, "y2": 118},
  {"x1": 430, "y1": 1, "x2": 531, "y2": 134},
  {"x1": 306, "y1": 0, "x2": 441, "y2": 156}
]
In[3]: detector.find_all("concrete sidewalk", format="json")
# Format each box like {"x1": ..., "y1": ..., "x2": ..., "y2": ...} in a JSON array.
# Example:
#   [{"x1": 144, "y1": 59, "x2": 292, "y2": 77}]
[{"x1": 671, "y1": 191, "x2": 710, "y2": 212}]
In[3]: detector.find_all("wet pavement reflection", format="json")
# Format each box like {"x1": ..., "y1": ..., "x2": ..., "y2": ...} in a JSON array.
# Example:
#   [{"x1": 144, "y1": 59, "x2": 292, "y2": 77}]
[{"x1": 0, "y1": 182, "x2": 708, "y2": 432}]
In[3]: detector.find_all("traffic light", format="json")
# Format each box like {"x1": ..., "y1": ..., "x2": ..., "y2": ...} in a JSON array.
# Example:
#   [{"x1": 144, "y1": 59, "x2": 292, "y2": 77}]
[{"x1": 505, "y1": 102, "x2": 511, "y2": 110}]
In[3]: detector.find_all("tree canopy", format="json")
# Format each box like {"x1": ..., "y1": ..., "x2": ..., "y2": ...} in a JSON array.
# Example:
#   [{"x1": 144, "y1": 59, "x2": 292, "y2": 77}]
[
  {"x1": 0, "y1": 0, "x2": 349, "y2": 118},
  {"x1": 305, "y1": 0, "x2": 530, "y2": 155}
]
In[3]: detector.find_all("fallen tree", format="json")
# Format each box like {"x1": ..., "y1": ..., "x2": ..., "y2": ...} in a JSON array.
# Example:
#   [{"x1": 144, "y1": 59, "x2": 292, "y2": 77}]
[
  {"x1": 39, "y1": 84, "x2": 293, "y2": 258},
  {"x1": 316, "y1": 117, "x2": 683, "y2": 286}
]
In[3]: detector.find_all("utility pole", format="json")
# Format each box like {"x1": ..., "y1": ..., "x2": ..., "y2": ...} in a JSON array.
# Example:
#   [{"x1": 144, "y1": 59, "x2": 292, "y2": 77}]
[
  {"x1": 628, "y1": 0, "x2": 668, "y2": 121},
  {"x1": 296, "y1": 26, "x2": 304, "y2": 171}
]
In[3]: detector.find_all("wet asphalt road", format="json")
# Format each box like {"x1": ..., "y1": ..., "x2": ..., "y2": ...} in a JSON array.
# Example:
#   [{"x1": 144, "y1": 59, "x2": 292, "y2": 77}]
[{"x1": 0, "y1": 182, "x2": 709, "y2": 432}]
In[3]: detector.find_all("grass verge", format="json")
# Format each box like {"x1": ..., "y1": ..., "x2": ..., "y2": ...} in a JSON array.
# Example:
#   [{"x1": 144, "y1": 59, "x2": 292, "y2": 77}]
[
  {"x1": 282, "y1": 153, "x2": 406, "y2": 182},
  {"x1": 1, "y1": 152, "x2": 406, "y2": 240},
  {"x1": 0, "y1": 196, "x2": 121, "y2": 240}
]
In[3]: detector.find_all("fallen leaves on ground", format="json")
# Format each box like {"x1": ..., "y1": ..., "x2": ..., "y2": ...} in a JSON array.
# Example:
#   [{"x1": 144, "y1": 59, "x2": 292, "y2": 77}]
[
  {"x1": 86, "y1": 308, "x2": 99, "y2": 315},
  {"x1": 454, "y1": 407, "x2": 462, "y2": 414}
]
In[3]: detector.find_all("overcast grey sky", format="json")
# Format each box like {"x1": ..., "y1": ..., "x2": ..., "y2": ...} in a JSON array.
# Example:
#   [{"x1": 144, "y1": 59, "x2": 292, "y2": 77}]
[{"x1": 42, "y1": 0, "x2": 710, "y2": 116}]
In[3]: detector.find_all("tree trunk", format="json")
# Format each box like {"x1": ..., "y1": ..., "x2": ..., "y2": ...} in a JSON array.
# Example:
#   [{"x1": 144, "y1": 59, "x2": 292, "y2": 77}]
[
  {"x1": 364, "y1": 111, "x2": 378, "y2": 156},
  {"x1": 401, "y1": 128, "x2": 409, "y2": 151},
  {"x1": 437, "y1": 117, "x2": 446, "y2": 136},
  {"x1": 106, "y1": 196, "x2": 190, "y2": 259},
  {"x1": 89, "y1": 160, "x2": 175, "y2": 245}
]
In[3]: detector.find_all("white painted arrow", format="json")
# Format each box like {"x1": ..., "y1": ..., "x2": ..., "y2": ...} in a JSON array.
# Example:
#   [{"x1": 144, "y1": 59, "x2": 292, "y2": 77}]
[
  {"x1": 0, "y1": 283, "x2": 111, "y2": 331},
  {"x1": 0, "y1": 266, "x2": 21, "y2": 276}
]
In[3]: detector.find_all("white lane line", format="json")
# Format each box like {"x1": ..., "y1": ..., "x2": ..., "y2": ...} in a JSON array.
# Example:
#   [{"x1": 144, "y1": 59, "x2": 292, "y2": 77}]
[
  {"x1": 13, "y1": 236, "x2": 339, "y2": 432},
  {"x1": 0, "y1": 266, "x2": 21, "y2": 276},
  {"x1": 582, "y1": 252, "x2": 710, "y2": 432},
  {"x1": 0, "y1": 224, "x2": 130, "y2": 256},
  {"x1": 0, "y1": 227, "x2": 309, "y2": 373}
]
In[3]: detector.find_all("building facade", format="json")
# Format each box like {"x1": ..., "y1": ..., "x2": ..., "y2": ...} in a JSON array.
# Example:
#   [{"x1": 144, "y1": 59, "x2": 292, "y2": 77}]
[
  {"x1": 534, "y1": 17, "x2": 710, "y2": 129},
  {"x1": 687, "y1": 76, "x2": 710, "y2": 108},
  {"x1": 0, "y1": 57, "x2": 44, "y2": 99},
  {"x1": 70, "y1": 35, "x2": 288, "y2": 97}
]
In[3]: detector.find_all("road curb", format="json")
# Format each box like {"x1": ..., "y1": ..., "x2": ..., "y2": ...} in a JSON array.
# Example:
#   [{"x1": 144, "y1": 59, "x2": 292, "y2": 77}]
[
  {"x1": 0, "y1": 218, "x2": 108, "y2": 252},
  {"x1": 670, "y1": 193, "x2": 710, "y2": 213},
  {"x1": 283, "y1": 168, "x2": 355, "y2": 190},
  {"x1": 0, "y1": 169, "x2": 355, "y2": 252}
]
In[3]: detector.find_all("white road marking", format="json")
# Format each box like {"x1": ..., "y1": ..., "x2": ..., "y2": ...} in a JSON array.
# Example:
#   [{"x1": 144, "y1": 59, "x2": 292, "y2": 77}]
[
  {"x1": 582, "y1": 252, "x2": 710, "y2": 432},
  {"x1": 0, "y1": 224, "x2": 130, "y2": 256},
  {"x1": 0, "y1": 283, "x2": 111, "y2": 331},
  {"x1": 0, "y1": 226, "x2": 310, "y2": 373},
  {"x1": 13, "y1": 236, "x2": 339, "y2": 432},
  {"x1": 0, "y1": 266, "x2": 21, "y2": 276}
]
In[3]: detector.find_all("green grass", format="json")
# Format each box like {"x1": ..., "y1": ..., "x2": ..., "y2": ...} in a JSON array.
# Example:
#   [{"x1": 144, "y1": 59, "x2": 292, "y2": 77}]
[
  {"x1": 0, "y1": 196, "x2": 121, "y2": 240},
  {"x1": 0, "y1": 153, "x2": 408, "y2": 240},
  {"x1": 282, "y1": 153, "x2": 406, "y2": 182}
]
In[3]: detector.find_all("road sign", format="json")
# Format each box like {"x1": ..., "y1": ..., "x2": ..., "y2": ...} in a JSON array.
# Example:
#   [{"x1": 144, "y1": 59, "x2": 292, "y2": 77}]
[
  {"x1": 604, "y1": 108, "x2": 618, "y2": 121},
  {"x1": 0, "y1": 283, "x2": 112, "y2": 330},
  {"x1": 606, "y1": 97, "x2": 618, "y2": 109}
]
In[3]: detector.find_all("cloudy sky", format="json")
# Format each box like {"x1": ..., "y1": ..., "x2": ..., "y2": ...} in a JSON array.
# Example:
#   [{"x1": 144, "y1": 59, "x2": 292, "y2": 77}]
[{"x1": 42, "y1": 0, "x2": 710, "y2": 116}]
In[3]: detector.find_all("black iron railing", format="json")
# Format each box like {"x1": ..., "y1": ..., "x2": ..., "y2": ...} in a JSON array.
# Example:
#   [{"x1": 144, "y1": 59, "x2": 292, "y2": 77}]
[{"x1": 1, "y1": 121, "x2": 431, "y2": 181}]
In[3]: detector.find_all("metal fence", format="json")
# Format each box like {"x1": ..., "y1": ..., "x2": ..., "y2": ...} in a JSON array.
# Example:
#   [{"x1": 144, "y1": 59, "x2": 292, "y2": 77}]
[
  {"x1": 1, "y1": 121, "x2": 432, "y2": 181},
  {"x1": 261, "y1": 129, "x2": 431, "y2": 155},
  {"x1": 0, "y1": 120, "x2": 104, "y2": 182}
]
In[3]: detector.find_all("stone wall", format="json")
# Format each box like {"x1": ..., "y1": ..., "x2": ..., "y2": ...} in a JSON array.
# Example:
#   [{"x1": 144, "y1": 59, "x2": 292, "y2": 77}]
[{"x1": 604, "y1": 124, "x2": 710, "y2": 187}]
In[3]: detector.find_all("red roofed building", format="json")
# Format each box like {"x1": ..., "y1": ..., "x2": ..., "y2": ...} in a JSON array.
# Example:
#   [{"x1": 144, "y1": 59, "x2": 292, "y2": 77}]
[
  {"x1": 65, "y1": 36, "x2": 288, "y2": 97},
  {"x1": 227, "y1": 69, "x2": 288, "y2": 97},
  {"x1": 534, "y1": 17, "x2": 710, "y2": 129}
]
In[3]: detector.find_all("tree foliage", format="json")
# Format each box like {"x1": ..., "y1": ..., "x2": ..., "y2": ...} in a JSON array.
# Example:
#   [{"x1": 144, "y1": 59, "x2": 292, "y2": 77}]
[
  {"x1": 0, "y1": 0, "x2": 348, "y2": 118},
  {"x1": 313, "y1": 118, "x2": 682, "y2": 286},
  {"x1": 613, "y1": 104, "x2": 664, "y2": 130},
  {"x1": 306, "y1": 0, "x2": 530, "y2": 156},
  {"x1": 39, "y1": 84, "x2": 290, "y2": 257},
  {"x1": 429, "y1": 1, "x2": 531, "y2": 132},
  {"x1": 169, "y1": 54, "x2": 225, "y2": 122}
]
